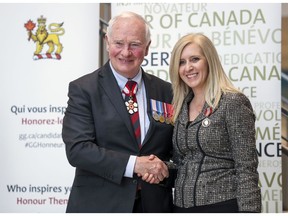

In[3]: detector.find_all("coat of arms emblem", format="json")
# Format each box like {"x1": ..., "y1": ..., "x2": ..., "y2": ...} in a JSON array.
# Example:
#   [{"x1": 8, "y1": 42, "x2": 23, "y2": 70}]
[{"x1": 24, "y1": 15, "x2": 65, "y2": 60}]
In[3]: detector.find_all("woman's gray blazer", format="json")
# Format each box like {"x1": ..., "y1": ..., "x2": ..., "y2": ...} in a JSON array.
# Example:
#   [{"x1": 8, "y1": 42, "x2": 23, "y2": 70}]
[{"x1": 171, "y1": 91, "x2": 261, "y2": 212}]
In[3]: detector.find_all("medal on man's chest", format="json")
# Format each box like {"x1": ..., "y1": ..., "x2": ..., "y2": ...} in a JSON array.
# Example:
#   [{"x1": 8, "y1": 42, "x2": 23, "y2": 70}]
[
  {"x1": 123, "y1": 81, "x2": 139, "y2": 115},
  {"x1": 125, "y1": 97, "x2": 138, "y2": 114}
]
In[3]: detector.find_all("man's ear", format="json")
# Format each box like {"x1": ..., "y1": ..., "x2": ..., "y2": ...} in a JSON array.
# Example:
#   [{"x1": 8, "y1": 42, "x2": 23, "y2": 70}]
[
  {"x1": 105, "y1": 35, "x2": 110, "y2": 52},
  {"x1": 145, "y1": 40, "x2": 151, "y2": 56}
]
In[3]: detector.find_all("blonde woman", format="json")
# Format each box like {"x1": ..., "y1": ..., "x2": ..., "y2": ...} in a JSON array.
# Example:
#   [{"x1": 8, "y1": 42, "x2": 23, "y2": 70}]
[{"x1": 168, "y1": 33, "x2": 261, "y2": 213}]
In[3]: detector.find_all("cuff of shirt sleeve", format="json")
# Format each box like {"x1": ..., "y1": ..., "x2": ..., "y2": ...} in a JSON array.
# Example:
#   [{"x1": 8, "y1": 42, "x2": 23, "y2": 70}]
[{"x1": 124, "y1": 155, "x2": 137, "y2": 178}]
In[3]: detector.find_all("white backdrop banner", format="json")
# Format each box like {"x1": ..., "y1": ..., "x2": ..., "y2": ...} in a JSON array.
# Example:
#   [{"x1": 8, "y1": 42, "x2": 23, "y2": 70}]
[
  {"x1": 112, "y1": 3, "x2": 282, "y2": 213},
  {"x1": 0, "y1": 3, "x2": 99, "y2": 213}
]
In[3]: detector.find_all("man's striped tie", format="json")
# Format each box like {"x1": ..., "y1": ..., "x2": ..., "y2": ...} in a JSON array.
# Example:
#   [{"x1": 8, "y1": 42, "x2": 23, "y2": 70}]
[{"x1": 122, "y1": 80, "x2": 141, "y2": 148}]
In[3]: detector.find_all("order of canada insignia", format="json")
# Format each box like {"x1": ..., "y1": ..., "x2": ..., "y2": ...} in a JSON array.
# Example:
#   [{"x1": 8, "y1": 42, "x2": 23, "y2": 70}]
[{"x1": 24, "y1": 15, "x2": 65, "y2": 60}]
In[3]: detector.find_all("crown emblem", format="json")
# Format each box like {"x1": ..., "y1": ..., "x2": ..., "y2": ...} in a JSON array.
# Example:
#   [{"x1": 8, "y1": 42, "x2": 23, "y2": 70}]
[
  {"x1": 24, "y1": 15, "x2": 65, "y2": 60},
  {"x1": 37, "y1": 15, "x2": 46, "y2": 25}
]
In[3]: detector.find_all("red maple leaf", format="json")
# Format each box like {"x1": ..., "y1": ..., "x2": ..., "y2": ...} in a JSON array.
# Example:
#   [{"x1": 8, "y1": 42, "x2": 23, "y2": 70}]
[{"x1": 24, "y1": 20, "x2": 36, "y2": 31}]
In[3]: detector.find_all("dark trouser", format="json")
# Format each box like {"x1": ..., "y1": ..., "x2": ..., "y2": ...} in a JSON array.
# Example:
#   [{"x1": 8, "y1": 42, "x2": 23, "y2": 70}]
[
  {"x1": 133, "y1": 190, "x2": 143, "y2": 213},
  {"x1": 173, "y1": 198, "x2": 239, "y2": 213}
]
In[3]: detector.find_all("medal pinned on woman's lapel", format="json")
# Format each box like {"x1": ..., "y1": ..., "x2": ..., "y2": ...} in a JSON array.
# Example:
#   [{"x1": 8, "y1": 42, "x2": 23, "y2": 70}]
[
  {"x1": 202, "y1": 118, "x2": 211, "y2": 127},
  {"x1": 202, "y1": 107, "x2": 213, "y2": 127}
]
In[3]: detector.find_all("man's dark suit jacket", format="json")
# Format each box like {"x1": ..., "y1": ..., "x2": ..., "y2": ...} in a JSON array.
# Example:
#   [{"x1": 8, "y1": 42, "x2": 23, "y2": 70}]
[{"x1": 62, "y1": 61, "x2": 174, "y2": 213}]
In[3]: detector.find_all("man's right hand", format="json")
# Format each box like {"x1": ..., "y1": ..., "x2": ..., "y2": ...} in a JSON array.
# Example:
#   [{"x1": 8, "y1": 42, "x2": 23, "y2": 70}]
[{"x1": 134, "y1": 155, "x2": 169, "y2": 184}]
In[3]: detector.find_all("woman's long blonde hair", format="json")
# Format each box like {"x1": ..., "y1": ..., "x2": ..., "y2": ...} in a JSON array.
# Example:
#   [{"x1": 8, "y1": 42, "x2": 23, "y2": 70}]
[{"x1": 169, "y1": 33, "x2": 240, "y2": 122}]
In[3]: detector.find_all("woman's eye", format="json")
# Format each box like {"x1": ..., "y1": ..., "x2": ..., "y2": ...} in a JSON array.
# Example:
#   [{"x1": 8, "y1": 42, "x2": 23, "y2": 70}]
[
  {"x1": 192, "y1": 57, "x2": 200, "y2": 62},
  {"x1": 179, "y1": 60, "x2": 185, "y2": 66}
]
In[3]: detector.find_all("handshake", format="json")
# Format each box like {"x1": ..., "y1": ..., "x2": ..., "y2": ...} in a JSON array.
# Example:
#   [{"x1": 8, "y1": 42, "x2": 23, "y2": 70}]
[{"x1": 134, "y1": 155, "x2": 168, "y2": 184}]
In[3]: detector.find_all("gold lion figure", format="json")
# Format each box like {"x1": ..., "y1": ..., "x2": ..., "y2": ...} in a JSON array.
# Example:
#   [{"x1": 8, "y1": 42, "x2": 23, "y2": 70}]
[{"x1": 29, "y1": 20, "x2": 65, "y2": 55}]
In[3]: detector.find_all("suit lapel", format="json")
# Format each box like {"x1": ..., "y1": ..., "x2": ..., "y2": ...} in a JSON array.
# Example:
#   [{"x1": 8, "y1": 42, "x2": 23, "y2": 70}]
[
  {"x1": 141, "y1": 72, "x2": 155, "y2": 146},
  {"x1": 98, "y1": 62, "x2": 137, "y2": 144}
]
